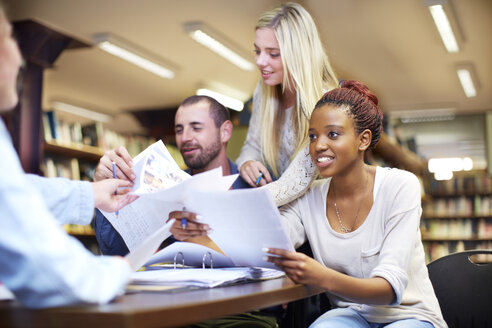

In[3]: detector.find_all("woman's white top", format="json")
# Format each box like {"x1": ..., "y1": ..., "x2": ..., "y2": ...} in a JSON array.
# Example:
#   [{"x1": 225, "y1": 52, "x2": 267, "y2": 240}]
[{"x1": 279, "y1": 167, "x2": 447, "y2": 327}]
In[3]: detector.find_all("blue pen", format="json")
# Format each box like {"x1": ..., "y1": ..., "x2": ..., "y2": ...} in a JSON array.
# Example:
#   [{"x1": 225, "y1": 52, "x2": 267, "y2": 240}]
[
  {"x1": 181, "y1": 207, "x2": 187, "y2": 230},
  {"x1": 255, "y1": 172, "x2": 264, "y2": 186},
  {"x1": 111, "y1": 161, "x2": 119, "y2": 217}
]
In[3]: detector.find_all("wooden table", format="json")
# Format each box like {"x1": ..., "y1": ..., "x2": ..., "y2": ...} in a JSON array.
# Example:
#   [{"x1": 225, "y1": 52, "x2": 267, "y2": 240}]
[{"x1": 0, "y1": 278, "x2": 324, "y2": 328}]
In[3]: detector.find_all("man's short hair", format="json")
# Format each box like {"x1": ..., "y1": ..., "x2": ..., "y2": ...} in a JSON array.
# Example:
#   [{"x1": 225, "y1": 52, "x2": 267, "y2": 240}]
[{"x1": 180, "y1": 95, "x2": 230, "y2": 128}]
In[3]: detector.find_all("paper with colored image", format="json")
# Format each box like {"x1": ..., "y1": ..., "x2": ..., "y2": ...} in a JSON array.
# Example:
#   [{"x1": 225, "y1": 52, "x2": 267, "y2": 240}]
[{"x1": 101, "y1": 140, "x2": 238, "y2": 253}]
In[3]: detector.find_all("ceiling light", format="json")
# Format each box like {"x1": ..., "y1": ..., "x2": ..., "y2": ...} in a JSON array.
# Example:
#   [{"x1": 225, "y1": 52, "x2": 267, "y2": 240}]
[
  {"x1": 93, "y1": 33, "x2": 176, "y2": 79},
  {"x1": 425, "y1": 1, "x2": 459, "y2": 53},
  {"x1": 51, "y1": 101, "x2": 112, "y2": 123},
  {"x1": 456, "y1": 66, "x2": 477, "y2": 97},
  {"x1": 434, "y1": 170, "x2": 453, "y2": 181},
  {"x1": 196, "y1": 88, "x2": 244, "y2": 112},
  {"x1": 390, "y1": 108, "x2": 455, "y2": 124},
  {"x1": 184, "y1": 22, "x2": 255, "y2": 71},
  {"x1": 428, "y1": 157, "x2": 473, "y2": 174}
]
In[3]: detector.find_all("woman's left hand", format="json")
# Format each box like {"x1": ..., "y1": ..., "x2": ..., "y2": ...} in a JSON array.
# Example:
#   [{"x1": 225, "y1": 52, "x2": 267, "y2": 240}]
[{"x1": 265, "y1": 248, "x2": 327, "y2": 285}]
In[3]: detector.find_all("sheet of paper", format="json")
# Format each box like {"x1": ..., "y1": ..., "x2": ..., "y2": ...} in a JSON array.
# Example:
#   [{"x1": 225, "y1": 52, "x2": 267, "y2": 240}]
[
  {"x1": 183, "y1": 188, "x2": 295, "y2": 269},
  {"x1": 0, "y1": 283, "x2": 14, "y2": 301},
  {"x1": 131, "y1": 267, "x2": 263, "y2": 288},
  {"x1": 102, "y1": 198, "x2": 180, "y2": 251},
  {"x1": 145, "y1": 241, "x2": 234, "y2": 268},
  {"x1": 125, "y1": 220, "x2": 173, "y2": 271},
  {"x1": 102, "y1": 140, "x2": 237, "y2": 252},
  {"x1": 131, "y1": 140, "x2": 190, "y2": 195},
  {"x1": 141, "y1": 167, "x2": 236, "y2": 202}
]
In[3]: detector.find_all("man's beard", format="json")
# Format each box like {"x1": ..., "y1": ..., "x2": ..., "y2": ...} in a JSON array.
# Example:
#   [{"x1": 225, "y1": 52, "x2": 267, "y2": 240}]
[{"x1": 181, "y1": 137, "x2": 221, "y2": 171}]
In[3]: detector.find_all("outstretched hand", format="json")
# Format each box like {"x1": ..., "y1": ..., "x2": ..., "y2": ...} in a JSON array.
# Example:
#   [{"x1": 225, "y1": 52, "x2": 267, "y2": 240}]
[
  {"x1": 239, "y1": 160, "x2": 273, "y2": 187},
  {"x1": 265, "y1": 248, "x2": 328, "y2": 285},
  {"x1": 91, "y1": 179, "x2": 138, "y2": 212}
]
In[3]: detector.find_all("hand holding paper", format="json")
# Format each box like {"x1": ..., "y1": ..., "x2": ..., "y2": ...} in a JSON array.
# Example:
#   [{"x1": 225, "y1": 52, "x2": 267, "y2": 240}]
[
  {"x1": 167, "y1": 210, "x2": 210, "y2": 241},
  {"x1": 101, "y1": 140, "x2": 237, "y2": 252}
]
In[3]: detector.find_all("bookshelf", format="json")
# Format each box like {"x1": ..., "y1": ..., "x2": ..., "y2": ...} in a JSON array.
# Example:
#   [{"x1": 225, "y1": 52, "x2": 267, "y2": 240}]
[
  {"x1": 41, "y1": 110, "x2": 156, "y2": 251},
  {"x1": 420, "y1": 170, "x2": 492, "y2": 263}
]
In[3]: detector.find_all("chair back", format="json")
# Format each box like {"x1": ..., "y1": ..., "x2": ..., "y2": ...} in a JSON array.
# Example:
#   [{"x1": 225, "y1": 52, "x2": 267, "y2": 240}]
[{"x1": 427, "y1": 249, "x2": 492, "y2": 328}]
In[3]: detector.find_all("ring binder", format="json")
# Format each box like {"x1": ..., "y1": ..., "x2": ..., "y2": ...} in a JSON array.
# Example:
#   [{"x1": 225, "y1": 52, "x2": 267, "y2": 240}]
[
  {"x1": 172, "y1": 251, "x2": 214, "y2": 269},
  {"x1": 202, "y1": 251, "x2": 213, "y2": 269},
  {"x1": 173, "y1": 251, "x2": 184, "y2": 269}
]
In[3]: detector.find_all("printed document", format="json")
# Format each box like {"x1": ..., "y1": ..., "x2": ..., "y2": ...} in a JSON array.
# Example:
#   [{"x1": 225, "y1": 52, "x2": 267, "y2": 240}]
[
  {"x1": 101, "y1": 140, "x2": 237, "y2": 251},
  {"x1": 144, "y1": 187, "x2": 295, "y2": 270}
]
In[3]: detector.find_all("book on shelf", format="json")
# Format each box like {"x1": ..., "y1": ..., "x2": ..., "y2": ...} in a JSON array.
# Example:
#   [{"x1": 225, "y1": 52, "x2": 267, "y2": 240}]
[
  {"x1": 63, "y1": 224, "x2": 94, "y2": 235},
  {"x1": 423, "y1": 240, "x2": 492, "y2": 263},
  {"x1": 42, "y1": 110, "x2": 156, "y2": 156},
  {"x1": 427, "y1": 173, "x2": 492, "y2": 195},
  {"x1": 423, "y1": 195, "x2": 492, "y2": 218}
]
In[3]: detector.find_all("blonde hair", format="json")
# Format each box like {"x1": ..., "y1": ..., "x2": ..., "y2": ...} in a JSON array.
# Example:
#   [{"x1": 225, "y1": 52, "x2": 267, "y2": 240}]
[{"x1": 256, "y1": 2, "x2": 338, "y2": 177}]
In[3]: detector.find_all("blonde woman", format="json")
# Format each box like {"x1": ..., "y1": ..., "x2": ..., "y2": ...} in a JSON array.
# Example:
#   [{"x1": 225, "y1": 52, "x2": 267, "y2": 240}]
[{"x1": 237, "y1": 2, "x2": 338, "y2": 206}]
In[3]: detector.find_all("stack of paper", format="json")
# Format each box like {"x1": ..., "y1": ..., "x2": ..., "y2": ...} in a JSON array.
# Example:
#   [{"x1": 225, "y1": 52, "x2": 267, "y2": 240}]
[{"x1": 131, "y1": 267, "x2": 285, "y2": 288}]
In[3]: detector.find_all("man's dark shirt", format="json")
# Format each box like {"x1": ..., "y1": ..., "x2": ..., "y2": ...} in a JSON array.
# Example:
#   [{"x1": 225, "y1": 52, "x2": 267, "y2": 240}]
[{"x1": 93, "y1": 158, "x2": 250, "y2": 255}]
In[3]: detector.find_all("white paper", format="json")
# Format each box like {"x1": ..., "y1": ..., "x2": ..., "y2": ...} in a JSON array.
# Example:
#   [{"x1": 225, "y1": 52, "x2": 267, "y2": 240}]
[
  {"x1": 102, "y1": 198, "x2": 179, "y2": 251},
  {"x1": 183, "y1": 188, "x2": 295, "y2": 269},
  {"x1": 131, "y1": 267, "x2": 284, "y2": 288},
  {"x1": 102, "y1": 140, "x2": 237, "y2": 251},
  {"x1": 125, "y1": 220, "x2": 173, "y2": 271},
  {"x1": 0, "y1": 284, "x2": 14, "y2": 301}
]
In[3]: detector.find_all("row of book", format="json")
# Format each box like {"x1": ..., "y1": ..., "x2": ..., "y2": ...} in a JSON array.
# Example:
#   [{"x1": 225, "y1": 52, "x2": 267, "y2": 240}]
[
  {"x1": 63, "y1": 224, "x2": 94, "y2": 235},
  {"x1": 42, "y1": 157, "x2": 96, "y2": 181},
  {"x1": 43, "y1": 110, "x2": 156, "y2": 157},
  {"x1": 422, "y1": 195, "x2": 492, "y2": 217},
  {"x1": 427, "y1": 174, "x2": 492, "y2": 195},
  {"x1": 423, "y1": 241, "x2": 492, "y2": 263},
  {"x1": 421, "y1": 218, "x2": 492, "y2": 240}
]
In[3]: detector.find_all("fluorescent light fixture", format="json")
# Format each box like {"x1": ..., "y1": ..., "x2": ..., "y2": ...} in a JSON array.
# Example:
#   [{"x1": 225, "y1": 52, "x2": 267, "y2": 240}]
[
  {"x1": 428, "y1": 157, "x2": 473, "y2": 181},
  {"x1": 391, "y1": 108, "x2": 455, "y2": 124},
  {"x1": 51, "y1": 101, "x2": 112, "y2": 123},
  {"x1": 197, "y1": 88, "x2": 244, "y2": 111},
  {"x1": 184, "y1": 22, "x2": 255, "y2": 71},
  {"x1": 456, "y1": 68, "x2": 477, "y2": 97},
  {"x1": 428, "y1": 4, "x2": 459, "y2": 52},
  {"x1": 428, "y1": 156, "x2": 474, "y2": 181},
  {"x1": 434, "y1": 170, "x2": 453, "y2": 181},
  {"x1": 93, "y1": 33, "x2": 175, "y2": 79},
  {"x1": 463, "y1": 157, "x2": 473, "y2": 171}
]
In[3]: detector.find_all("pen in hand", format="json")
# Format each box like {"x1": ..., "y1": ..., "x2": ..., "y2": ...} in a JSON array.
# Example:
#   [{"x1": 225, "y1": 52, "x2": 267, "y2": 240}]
[
  {"x1": 111, "y1": 161, "x2": 119, "y2": 217},
  {"x1": 181, "y1": 207, "x2": 187, "y2": 230},
  {"x1": 255, "y1": 172, "x2": 264, "y2": 186}
]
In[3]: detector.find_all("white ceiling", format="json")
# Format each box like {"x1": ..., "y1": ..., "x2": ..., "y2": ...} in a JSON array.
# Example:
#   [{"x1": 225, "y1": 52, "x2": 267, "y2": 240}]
[{"x1": 5, "y1": 0, "x2": 492, "y2": 132}]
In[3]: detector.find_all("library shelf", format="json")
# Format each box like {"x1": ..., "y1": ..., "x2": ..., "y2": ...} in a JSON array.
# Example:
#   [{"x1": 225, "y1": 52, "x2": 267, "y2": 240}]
[
  {"x1": 44, "y1": 140, "x2": 104, "y2": 162},
  {"x1": 422, "y1": 237, "x2": 492, "y2": 242}
]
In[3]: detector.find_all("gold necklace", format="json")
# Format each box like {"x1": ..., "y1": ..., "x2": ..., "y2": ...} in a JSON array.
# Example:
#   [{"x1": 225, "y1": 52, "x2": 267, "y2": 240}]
[{"x1": 333, "y1": 169, "x2": 369, "y2": 233}]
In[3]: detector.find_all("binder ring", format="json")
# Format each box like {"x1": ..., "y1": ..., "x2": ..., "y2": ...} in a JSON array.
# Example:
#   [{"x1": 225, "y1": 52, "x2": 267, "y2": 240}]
[
  {"x1": 173, "y1": 251, "x2": 185, "y2": 269},
  {"x1": 202, "y1": 251, "x2": 213, "y2": 269}
]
